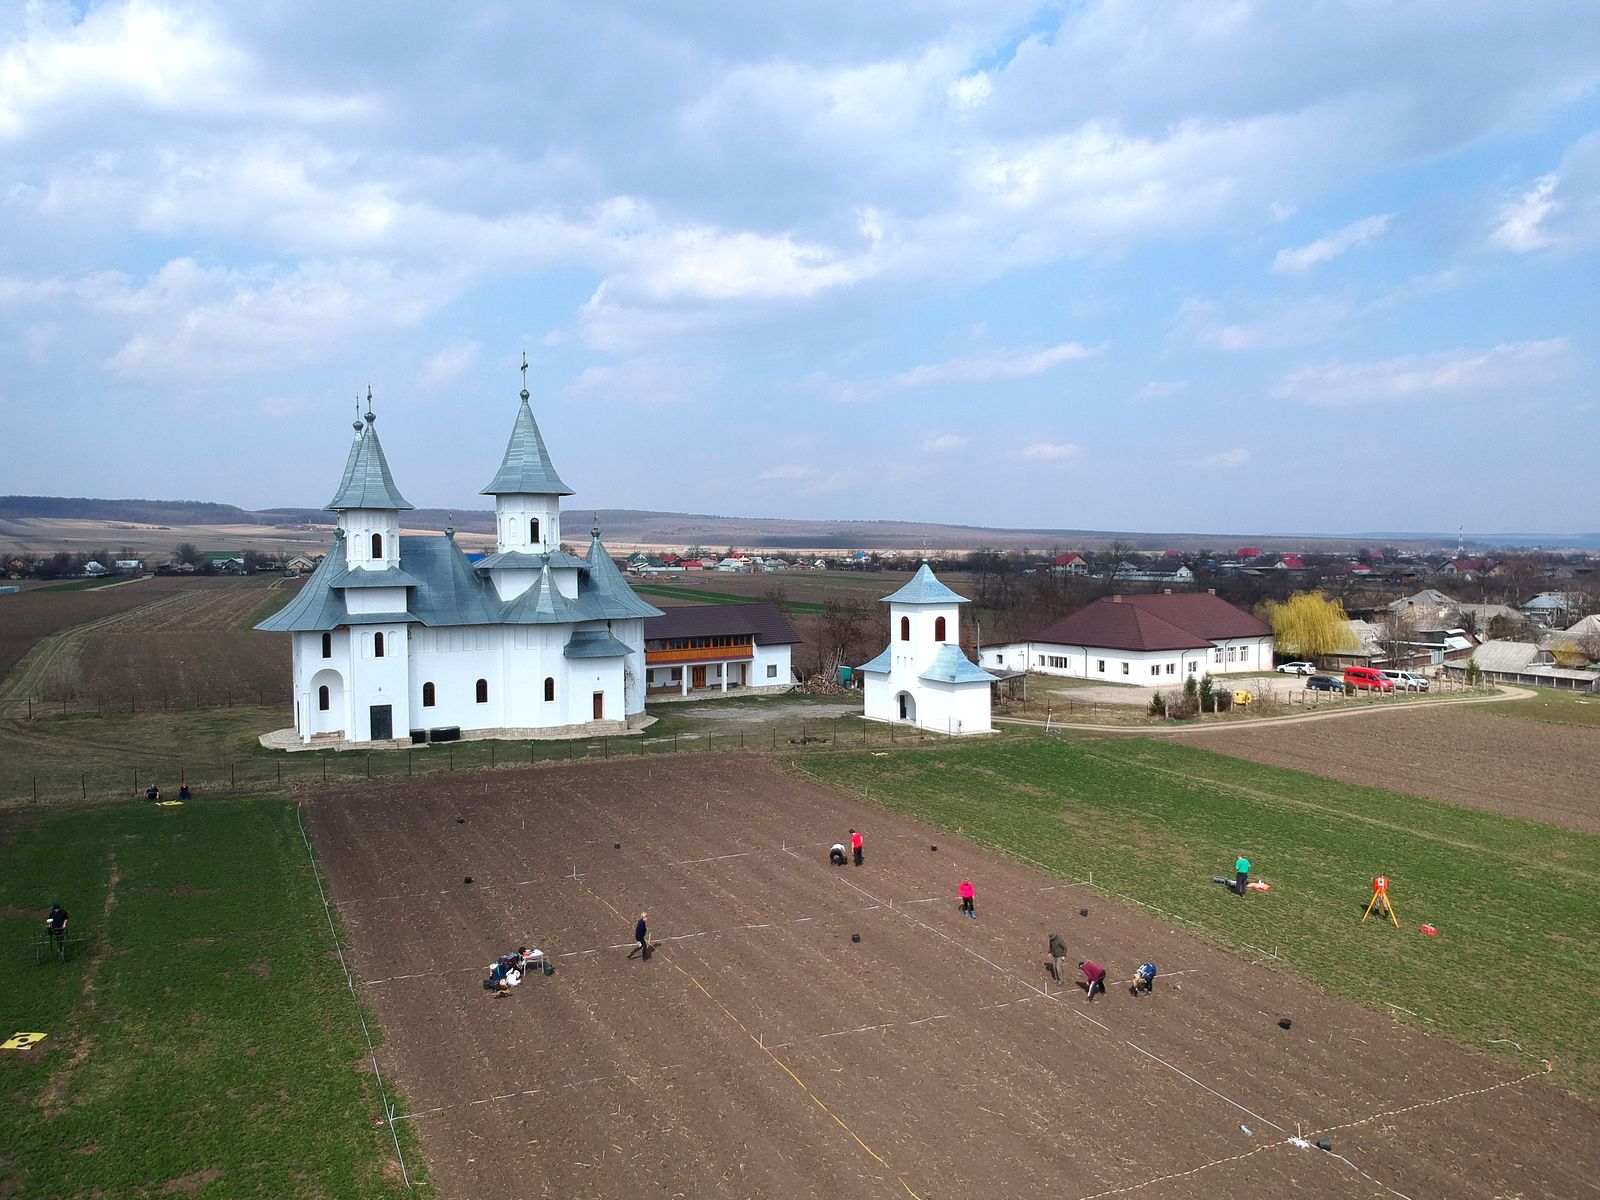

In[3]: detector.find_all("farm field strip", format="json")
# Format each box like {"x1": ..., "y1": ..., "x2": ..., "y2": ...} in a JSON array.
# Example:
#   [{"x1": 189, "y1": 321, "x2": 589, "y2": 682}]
[
  {"x1": 0, "y1": 591, "x2": 189, "y2": 709},
  {"x1": 308, "y1": 758, "x2": 1595, "y2": 1199}
]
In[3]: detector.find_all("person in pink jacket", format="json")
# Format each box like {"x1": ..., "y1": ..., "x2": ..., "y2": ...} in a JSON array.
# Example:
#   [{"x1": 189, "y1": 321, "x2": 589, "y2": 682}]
[{"x1": 958, "y1": 879, "x2": 976, "y2": 919}]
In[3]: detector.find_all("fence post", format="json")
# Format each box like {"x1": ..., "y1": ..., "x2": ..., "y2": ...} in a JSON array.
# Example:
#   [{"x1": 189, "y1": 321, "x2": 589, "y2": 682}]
[
  {"x1": 81, "y1": 773, "x2": 86, "y2": 799},
  {"x1": 33, "y1": 776, "x2": 38, "y2": 802},
  {"x1": 277, "y1": 762, "x2": 282, "y2": 785},
  {"x1": 322, "y1": 759, "x2": 327, "y2": 783},
  {"x1": 366, "y1": 753, "x2": 371, "y2": 778},
  {"x1": 491, "y1": 743, "x2": 496, "y2": 767},
  {"x1": 230, "y1": 763, "x2": 235, "y2": 786},
  {"x1": 450, "y1": 748, "x2": 454, "y2": 771}
]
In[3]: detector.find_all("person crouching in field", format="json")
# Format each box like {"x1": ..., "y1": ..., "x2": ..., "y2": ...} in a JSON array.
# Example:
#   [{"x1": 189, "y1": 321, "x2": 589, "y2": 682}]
[
  {"x1": 830, "y1": 843, "x2": 848, "y2": 866},
  {"x1": 958, "y1": 879, "x2": 976, "y2": 919},
  {"x1": 488, "y1": 952, "x2": 523, "y2": 995},
  {"x1": 1129, "y1": 963, "x2": 1157, "y2": 996},
  {"x1": 1078, "y1": 960, "x2": 1106, "y2": 1000}
]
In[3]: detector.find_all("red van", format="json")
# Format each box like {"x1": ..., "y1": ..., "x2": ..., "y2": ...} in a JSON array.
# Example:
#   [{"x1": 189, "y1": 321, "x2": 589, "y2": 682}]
[{"x1": 1343, "y1": 666, "x2": 1394, "y2": 692}]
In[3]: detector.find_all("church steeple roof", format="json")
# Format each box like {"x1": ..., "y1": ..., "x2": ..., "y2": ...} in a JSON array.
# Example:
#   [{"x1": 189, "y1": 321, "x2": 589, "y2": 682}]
[
  {"x1": 326, "y1": 398, "x2": 413, "y2": 512},
  {"x1": 481, "y1": 358, "x2": 573, "y2": 497}
]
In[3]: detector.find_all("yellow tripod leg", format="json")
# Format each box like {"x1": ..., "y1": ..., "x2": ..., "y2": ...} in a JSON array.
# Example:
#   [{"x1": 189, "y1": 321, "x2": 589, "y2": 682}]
[
  {"x1": 1362, "y1": 889, "x2": 1381, "y2": 922},
  {"x1": 1384, "y1": 894, "x2": 1400, "y2": 929}
]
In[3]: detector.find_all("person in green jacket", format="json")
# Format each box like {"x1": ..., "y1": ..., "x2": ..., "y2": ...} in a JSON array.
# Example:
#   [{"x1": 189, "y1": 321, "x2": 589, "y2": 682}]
[{"x1": 1235, "y1": 855, "x2": 1252, "y2": 896}]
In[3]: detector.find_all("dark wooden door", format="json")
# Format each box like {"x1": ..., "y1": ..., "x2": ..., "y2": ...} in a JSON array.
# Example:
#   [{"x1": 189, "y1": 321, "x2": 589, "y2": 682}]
[
  {"x1": 691, "y1": 666, "x2": 706, "y2": 689},
  {"x1": 592, "y1": 692, "x2": 604, "y2": 720},
  {"x1": 370, "y1": 704, "x2": 393, "y2": 740}
]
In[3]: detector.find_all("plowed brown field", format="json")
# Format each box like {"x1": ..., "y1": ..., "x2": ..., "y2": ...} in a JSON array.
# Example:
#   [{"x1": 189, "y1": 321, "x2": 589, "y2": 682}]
[
  {"x1": 308, "y1": 758, "x2": 1596, "y2": 1200},
  {"x1": 1189, "y1": 706, "x2": 1600, "y2": 833}
]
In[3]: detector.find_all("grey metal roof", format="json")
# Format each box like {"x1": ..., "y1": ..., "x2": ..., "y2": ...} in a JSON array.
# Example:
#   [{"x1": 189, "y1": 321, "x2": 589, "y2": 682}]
[
  {"x1": 256, "y1": 531, "x2": 661, "y2": 633},
  {"x1": 565, "y1": 631, "x2": 632, "y2": 658},
  {"x1": 326, "y1": 415, "x2": 414, "y2": 512},
  {"x1": 856, "y1": 647, "x2": 893, "y2": 673},
  {"x1": 919, "y1": 644, "x2": 997, "y2": 684},
  {"x1": 643, "y1": 602, "x2": 801, "y2": 646},
  {"x1": 502, "y1": 565, "x2": 589, "y2": 625},
  {"x1": 579, "y1": 532, "x2": 663, "y2": 620},
  {"x1": 326, "y1": 563, "x2": 423, "y2": 589},
  {"x1": 882, "y1": 564, "x2": 970, "y2": 606},
  {"x1": 476, "y1": 549, "x2": 588, "y2": 571},
  {"x1": 481, "y1": 393, "x2": 573, "y2": 496}
]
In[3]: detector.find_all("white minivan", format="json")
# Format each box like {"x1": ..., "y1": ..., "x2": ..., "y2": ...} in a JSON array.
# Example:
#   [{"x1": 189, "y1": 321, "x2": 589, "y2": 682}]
[{"x1": 1380, "y1": 669, "x2": 1429, "y2": 692}]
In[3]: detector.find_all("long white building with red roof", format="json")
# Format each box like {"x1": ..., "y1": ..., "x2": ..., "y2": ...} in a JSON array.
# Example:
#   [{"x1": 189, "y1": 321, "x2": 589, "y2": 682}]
[{"x1": 979, "y1": 591, "x2": 1274, "y2": 683}]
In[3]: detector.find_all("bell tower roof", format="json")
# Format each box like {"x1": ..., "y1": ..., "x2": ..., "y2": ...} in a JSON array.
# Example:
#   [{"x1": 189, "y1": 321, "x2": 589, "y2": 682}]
[
  {"x1": 326, "y1": 394, "x2": 413, "y2": 512},
  {"x1": 482, "y1": 356, "x2": 573, "y2": 497}
]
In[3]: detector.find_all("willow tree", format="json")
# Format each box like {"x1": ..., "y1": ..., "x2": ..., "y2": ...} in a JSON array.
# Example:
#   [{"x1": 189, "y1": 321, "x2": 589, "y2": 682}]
[{"x1": 1265, "y1": 592, "x2": 1357, "y2": 662}]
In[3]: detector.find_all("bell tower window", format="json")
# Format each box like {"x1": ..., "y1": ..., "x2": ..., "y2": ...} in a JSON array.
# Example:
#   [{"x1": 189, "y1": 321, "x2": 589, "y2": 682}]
[
  {"x1": 373, "y1": 632, "x2": 385, "y2": 658},
  {"x1": 370, "y1": 532, "x2": 383, "y2": 559},
  {"x1": 899, "y1": 616, "x2": 910, "y2": 641},
  {"x1": 934, "y1": 616, "x2": 947, "y2": 641},
  {"x1": 530, "y1": 517, "x2": 540, "y2": 545}
]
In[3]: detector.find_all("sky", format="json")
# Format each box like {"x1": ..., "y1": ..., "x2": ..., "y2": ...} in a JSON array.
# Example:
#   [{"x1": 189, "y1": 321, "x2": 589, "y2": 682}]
[{"x1": 2, "y1": 1, "x2": 1599, "y2": 538}]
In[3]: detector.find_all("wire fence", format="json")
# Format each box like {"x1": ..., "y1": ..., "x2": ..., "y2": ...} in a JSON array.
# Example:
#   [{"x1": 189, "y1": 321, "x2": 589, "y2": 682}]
[
  {"x1": 10, "y1": 685, "x2": 282, "y2": 719},
  {"x1": 0, "y1": 714, "x2": 997, "y2": 807},
  {"x1": 0, "y1": 677, "x2": 1504, "y2": 808}
]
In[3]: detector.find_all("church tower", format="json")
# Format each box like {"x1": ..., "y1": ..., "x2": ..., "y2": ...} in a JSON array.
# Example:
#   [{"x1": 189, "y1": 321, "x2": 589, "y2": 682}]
[
  {"x1": 326, "y1": 391, "x2": 412, "y2": 572},
  {"x1": 482, "y1": 354, "x2": 572, "y2": 558}
]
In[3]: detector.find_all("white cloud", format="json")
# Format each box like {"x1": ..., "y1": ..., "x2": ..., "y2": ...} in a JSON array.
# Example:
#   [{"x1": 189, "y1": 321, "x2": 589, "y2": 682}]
[
  {"x1": 1490, "y1": 132, "x2": 1600, "y2": 254},
  {"x1": 755, "y1": 463, "x2": 856, "y2": 495},
  {"x1": 919, "y1": 433, "x2": 967, "y2": 453},
  {"x1": 1179, "y1": 294, "x2": 1354, "y2": 352},
  {"x1": 563, "y1": 357, "x2": 714, "y2": 408},
  {"x1": 1270, "y1": 214, "x2": 1391, "y2": 275},
  {"x1": 1274, "y1": 338, "x2": 1574, "y2": 407},
  {"x1": 1202, "y1": 448, "x2": 1251, "y2": 469},
  {"x1": 1021, "y1": 441, "x2": 1082, "y2": 461},
  {"x1": 1131, "y1": 379, "x2": 1188, "y2": 402},
  {"x1": 416, "y1": 340, "x2": 482, "y2": 392},
  {"x1": 890, "y1": 341, "x2": 1102, "y2": 388}
]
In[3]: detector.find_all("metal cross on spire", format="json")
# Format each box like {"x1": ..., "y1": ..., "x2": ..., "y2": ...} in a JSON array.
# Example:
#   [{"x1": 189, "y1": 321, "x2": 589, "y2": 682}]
[
  {"x1": 520, "y1": 351, "x2": 530, "y2": 400},
  {"x1": 365, "y1": 384, "x2": 375, "y2": 422}
]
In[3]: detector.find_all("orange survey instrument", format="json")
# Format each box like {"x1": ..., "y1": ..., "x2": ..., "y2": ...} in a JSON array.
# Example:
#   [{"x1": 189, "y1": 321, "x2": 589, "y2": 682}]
[{"x1": 1363, "y1": 875, "x2": 1400, "y2": 928}]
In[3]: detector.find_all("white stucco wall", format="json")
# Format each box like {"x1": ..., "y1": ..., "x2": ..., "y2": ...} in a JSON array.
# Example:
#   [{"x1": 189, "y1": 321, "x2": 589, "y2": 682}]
[
  {"x1": 983, "y1": 637, "x2": 1275, "y2": 681},
  {"x1": 338, "y1": 510, "x2": 401, "y2": 570},
  {"x1": 495, "y1": 493, "x2": 563, "y2": 554}
]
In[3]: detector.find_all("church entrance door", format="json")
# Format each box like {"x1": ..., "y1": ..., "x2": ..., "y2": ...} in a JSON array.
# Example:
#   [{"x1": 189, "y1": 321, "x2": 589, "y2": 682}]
[
  {"x1": 592, "y1": 692, "x2": 604, "y2": 721},
  {"x1": 369, "y1": 704, "x2": 393, "y2": 740}
]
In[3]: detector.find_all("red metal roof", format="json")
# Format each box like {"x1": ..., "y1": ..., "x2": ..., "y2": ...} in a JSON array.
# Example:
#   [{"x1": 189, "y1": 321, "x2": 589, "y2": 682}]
[{"x1": 1029, "y1": 593, "x2": 1270, "y2": 652}]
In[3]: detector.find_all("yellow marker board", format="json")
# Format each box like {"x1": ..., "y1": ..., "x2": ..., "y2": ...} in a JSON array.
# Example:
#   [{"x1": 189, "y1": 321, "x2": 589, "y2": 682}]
[
  {"x1": 157, "y1": 800, "x2": 184, "y2": 806},
  {"x1": 3, "y1": 1032, "x2": 47, "y2": 1051}
]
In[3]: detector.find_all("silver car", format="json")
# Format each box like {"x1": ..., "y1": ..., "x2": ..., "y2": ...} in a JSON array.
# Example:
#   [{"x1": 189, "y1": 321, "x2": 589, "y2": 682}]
[{"x1": 1380, "y1": 669, "x2": 1429, "y2": 691}]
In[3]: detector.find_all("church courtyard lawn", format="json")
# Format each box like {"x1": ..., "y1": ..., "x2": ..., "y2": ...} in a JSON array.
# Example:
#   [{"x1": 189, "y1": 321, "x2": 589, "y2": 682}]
[
  {"x1": 0, "y1": 795, "x2": 426, "y2": 1198},
  {"x1": 789, "y1": 737, "x2": 1600, "y2": 1100}
]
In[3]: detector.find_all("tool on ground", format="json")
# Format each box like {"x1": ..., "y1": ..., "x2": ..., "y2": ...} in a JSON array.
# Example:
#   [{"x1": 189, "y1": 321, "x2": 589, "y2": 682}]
[{"x1": 1362, "y1": 874, "x2": 1400, "y2": 928}]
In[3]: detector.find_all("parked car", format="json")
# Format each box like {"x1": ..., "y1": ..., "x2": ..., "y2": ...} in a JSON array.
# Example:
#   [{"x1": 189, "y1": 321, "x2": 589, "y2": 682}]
[
  {"x1": 1343, "y1": 665, "x2": 1395, "y2": 692},
  {"x1": 1276, "y1": 661, "x2": 1315, "y2": 675},
  {"x1": 1380, "y1": 669, "x2": 1429, "y2": 691},
  {"x1": 1306, "y1": 675, "x2": 1343, "y2": 692}
]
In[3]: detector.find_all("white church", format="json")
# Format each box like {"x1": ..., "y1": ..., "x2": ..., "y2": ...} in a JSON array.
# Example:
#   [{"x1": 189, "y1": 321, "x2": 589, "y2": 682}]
[
  {"x1": 257, "y1": 373, "x2": 662, "y2": 746},
  {"x1": 857, "y1": 564, "x2": 995, "y2": 735}
]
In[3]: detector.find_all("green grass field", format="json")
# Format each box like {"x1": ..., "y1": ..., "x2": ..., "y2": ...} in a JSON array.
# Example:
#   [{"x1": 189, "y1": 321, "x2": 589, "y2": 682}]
[
  {"x1": 630, "y1": 582, "x2": 828, "y2": 613},
  {"x1": 0, "y1": 796, "x2": 427, "y2": 1198},
  {"x1": 791, "y1": 737, "x2": 1600, "y2": 1098},
  {"x1": 1477, "y1": 689, "x2": 1600, "y2": 728}
]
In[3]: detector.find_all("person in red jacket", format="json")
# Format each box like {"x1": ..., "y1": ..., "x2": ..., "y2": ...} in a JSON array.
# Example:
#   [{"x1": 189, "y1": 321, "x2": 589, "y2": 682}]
[
  {"x1": 1078, "y1": 960, "x2": 1106, "y2": 1000},
  {"x1": 850, "y1": 828, "x2": 863, "y2": 867},
  {"x1": 958, "y1": 879, "x2": 975, "y2": 918}
]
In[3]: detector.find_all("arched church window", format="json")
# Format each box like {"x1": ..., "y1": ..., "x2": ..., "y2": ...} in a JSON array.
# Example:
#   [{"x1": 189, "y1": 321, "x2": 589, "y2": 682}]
[
  {"x1": 934, "y1": 616, "x2": 946, "y2": 641},
  {"x1": 321, "y1": 632, "x2": 332, "y2": 659},
  {"x1": 543, "y1": 677, "x2": 555, "y2": 702},
  {"x1": 422, "y1": 681, "x2": 436, "y2": 707},
  {"x1": 374, "y1": 631, "x2": 385, "y2": 658},
  {"x1": 899, "y1": 616, "x2": 910, "y2": 641},
  {"x1": 476, "y1": 678, "x2": 488, "y2": 703},
  {"x1": 371, "y1": 532, "x2": 383, "y2": 559},
  {"x1": 530, "y1": 517, "x2": 540, "y2": 545},
  {"x1": 318, "y1": 685, "x2": 330, "y2": 711}
]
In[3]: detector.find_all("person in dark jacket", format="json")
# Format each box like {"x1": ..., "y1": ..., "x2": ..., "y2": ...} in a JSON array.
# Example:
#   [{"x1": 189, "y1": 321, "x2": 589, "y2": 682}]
[
  {"x1": 45, "y1": 902, "x2": 69, "y2": 949},
  {"x1": 629, "y1": 912, "x2": 653, "y2": 960},
  {"x1": 1048, "y1": 932, "x2": 1067, "y2": 983}
]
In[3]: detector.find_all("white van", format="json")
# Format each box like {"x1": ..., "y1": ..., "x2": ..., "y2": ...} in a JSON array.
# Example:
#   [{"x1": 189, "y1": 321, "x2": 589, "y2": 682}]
[{"x1": 1380, "y1": 669, "x2": 1429, "y2": 692}]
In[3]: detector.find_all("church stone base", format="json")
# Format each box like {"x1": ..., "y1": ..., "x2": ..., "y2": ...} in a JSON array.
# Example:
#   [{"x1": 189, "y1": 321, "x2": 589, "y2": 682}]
[{"x1": 259, "y1": 712, "x2": 656, "y2": 753}]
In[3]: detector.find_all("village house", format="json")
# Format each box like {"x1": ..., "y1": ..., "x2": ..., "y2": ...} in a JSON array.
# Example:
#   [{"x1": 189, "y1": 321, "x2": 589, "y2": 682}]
[
  {"x1": 981, "y1": 591, "x2": 1273, "y2": 682},
  {"x1": 642, "y1": 603, "x2": 800, "y2": 698}
]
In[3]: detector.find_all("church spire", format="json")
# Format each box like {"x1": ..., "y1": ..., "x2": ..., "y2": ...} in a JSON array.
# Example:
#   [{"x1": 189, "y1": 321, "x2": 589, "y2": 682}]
[
  {"x1": 325, "y1": 391, "x2": 413, "y2": 512},
  {"x1": 481, "y1": 360, "x2": 573, "y2": 497}
]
